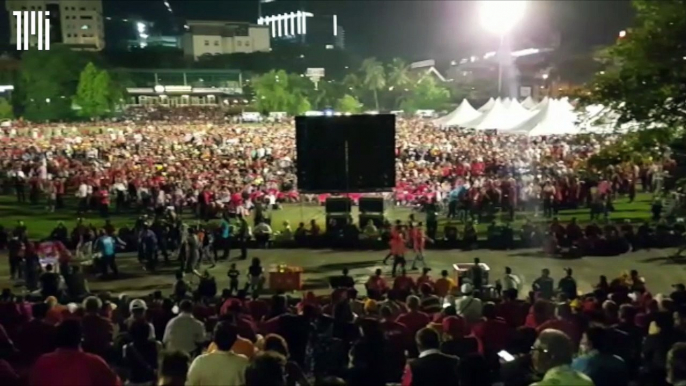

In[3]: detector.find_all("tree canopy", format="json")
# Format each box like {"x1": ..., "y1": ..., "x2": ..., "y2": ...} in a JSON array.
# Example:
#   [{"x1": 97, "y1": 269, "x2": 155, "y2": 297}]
[{"x1": 584, "y1": 0, "x2": 686, "y2": 129}]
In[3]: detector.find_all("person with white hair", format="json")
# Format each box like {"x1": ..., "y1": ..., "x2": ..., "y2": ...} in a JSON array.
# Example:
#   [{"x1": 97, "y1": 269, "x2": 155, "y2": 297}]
[
  {"x1": 455, "y1": 283, "x2": 483, "y2": 324},
  {"x1": 531, "y1": 329, "x2": 593, "y2": 386}
]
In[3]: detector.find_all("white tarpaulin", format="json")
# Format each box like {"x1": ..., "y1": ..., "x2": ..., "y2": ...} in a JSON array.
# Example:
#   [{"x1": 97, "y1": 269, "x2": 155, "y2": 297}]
[
  {"x1": 502, "y1": 99, "x2": 580, "y2": 136},
  {"x1": 462, "y1": 98, "x2": 519, "y2": 130},
  {"x1": 521, "y1": 96, "x2": 537, "y2": 109},
  {"x1": 478, "y1": 97, "x2": 496, "y2": 112},
  {"x1": 502, "y1": 98, "x2": 512, "y2": 108},
  {"x1": 434, "y1": 99, "x2": 481, "y2": 127}
]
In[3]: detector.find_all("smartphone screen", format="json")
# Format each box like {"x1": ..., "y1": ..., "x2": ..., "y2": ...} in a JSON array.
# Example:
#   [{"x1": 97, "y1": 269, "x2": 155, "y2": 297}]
[{"x1": 498, "y1": 350, "x2": 515, "y2": 362}]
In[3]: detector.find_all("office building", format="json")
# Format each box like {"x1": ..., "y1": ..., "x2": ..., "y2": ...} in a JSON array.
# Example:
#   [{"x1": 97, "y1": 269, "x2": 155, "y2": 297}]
[
  {"x1": 6, "y1": 0, "x2": 105, "y2": 51},
  {"x1": 182, "y1": 20, "x2": 270, "y2": 60}
]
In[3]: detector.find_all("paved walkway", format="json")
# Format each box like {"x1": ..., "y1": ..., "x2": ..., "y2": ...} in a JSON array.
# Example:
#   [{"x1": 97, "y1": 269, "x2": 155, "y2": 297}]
[{"x1": 2, "y1": 247, "x2": 684, "y2": 298}]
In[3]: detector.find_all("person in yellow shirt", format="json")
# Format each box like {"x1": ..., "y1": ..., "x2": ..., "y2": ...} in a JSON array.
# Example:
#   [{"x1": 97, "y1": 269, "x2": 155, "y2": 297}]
[
  {"x1": 207, "y1": 334, "x2": 256, "y2": 359},
  {"x1": 434, "y1": 269, "x2": 456, "y2": 298}
]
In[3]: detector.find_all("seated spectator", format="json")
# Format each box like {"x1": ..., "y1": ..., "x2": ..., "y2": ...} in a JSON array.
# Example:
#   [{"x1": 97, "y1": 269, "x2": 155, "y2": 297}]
[
  {"x1": 346, "y1": 337, "x2": 387, "y2": 386},
  {"x1": 667, "y1": 342, "x2": 686, "y2": 386},
  {"x1": 572, "y1": 326, "x2": 629, "y2": 386},
  {"x1": 163, "y1": 299, "x2": 206, "y2": 356},
  {"x1": 39, "y1": 264, "x2": 62, "y2": 299},
  {"x1": 245, "y1": 351, "x2": 287, "y2": 386},
  {"x1": 440, "y1": 316, "x2": 480, "y2": 359},
  {"x1": 123, "y1": 320, "x2": 162, "y2": 386},
  {"x1": 403, "y1": 327, "x2": 460, "y2": 386},
  {"x1": 29, "y1": 319, "x2": 120, "y2": 386},
  {"x1": 126, "y1": 299, "x2": 155, "y2": 339},
  {"x1": 472, "y1": 302, "x2": 511, "y2": 356},
  {"x1": 531, "y1": 329, "x2": 592, "y2": 386},
  {"x1": 187, "y1": 321, "x2": 249, "y2": 386},
  {"x1": 0, "y1": 325, "x2": 19, "y2": 386},
  {"x1": 536, "y1": 303, "x2": 581, "y2": 349},
  {"x1": 419, "y1": 283, "x2": 442, "y2": 315},
  {"x1": 253, "y1": 221, "x2": 273, "y2": 248},
  {"x1": 396, "y1": 296, "x2": 430, "y2": 341},
  {"x1": 643, "y1": 311, "x2": 686, "y2": 380},
  {"x1": 158, "y1": 350, "x2": 190, "y2": 386},
  {"x1": 455, "y1": 284, "x2": 483, "y2": 325},
  {"x1": 17, "y1": 302, "x2": 56, "y2": 365},
  {"x1": 434, "y1": 270, "x2": 455, "y2": 298},
  {"x1": 81, "y1": 296, "x2": 113, "y2": 358}
]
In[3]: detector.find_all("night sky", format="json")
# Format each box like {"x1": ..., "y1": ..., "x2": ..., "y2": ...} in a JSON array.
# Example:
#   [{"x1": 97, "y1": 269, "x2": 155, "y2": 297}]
[{"x1": 0, "y1": 0, "x2": 634, "y2": 60}]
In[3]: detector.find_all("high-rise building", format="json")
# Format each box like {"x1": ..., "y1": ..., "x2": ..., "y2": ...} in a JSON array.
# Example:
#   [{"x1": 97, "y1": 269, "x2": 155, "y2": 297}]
[
  {"x1": 6, "y1": 0, "x2": 105, "y2": 51},
  {"x1": 182, "y1": 20, "x2": 270, "y2": 60}
]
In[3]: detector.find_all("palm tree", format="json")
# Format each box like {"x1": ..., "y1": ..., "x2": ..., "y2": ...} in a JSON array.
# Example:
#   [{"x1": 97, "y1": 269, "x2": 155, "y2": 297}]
[
  {"x1": 360, "y1": 58, "x2": 386, "y2": 111},
  {"x1": 386, "y1": 58, "x2": 411, "y2": 89}
]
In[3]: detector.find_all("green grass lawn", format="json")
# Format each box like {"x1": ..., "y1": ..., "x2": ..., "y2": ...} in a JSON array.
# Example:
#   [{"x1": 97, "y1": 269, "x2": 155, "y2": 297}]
[{"x1": 0, "y1": 193, "x2": 655, "y2": 241}]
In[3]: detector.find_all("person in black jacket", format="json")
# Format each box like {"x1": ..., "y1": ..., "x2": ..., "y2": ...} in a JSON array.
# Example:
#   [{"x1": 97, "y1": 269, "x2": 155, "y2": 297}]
[{"x1": 404, "y1": 327, "x2": 460, "y2": 386}]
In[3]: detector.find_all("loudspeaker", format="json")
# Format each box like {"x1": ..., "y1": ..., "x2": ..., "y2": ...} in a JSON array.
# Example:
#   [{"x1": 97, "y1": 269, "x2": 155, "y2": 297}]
[
  {"x1": 295, "y1": 114, "x2": 396, "y2": 193},
  {"x1": 359, "y1": 197, "x2": 384, "y2": 213},
  {"x1": 325, "y1": 197, "x2": 352, "y2": 213}
]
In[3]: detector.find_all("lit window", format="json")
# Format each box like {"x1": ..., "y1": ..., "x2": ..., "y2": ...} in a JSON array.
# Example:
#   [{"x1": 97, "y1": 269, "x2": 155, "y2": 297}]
[{"x1": 81, "y1": 25, "x2": 90, "y2": 30}]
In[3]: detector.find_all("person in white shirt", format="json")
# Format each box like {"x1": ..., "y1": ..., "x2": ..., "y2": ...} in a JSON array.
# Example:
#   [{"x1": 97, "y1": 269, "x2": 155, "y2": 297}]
[
  {"x1": 455, "y1": 283, "x2": 483, "y2": 325},
  {"x1": 186, "y1": 321, "x2": 248, "y2": 386},
  {"x1": 501, "y1": 266, "x2": 521, "y2": 299},
  {"x1": 163, "y1": 300, "x2": 206, "y2": 355}
]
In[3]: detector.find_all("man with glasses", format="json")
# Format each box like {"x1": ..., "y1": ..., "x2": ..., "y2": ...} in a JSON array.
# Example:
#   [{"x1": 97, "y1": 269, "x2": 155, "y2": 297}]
[{"x1": 531, "y1": 329, "x2": 593, "y2": 386}]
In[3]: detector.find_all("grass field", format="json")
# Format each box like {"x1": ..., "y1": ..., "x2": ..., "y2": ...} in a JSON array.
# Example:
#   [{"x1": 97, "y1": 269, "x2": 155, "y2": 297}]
[{"x1": 0, "y1": 193, "x2": 655, "y2": 241}]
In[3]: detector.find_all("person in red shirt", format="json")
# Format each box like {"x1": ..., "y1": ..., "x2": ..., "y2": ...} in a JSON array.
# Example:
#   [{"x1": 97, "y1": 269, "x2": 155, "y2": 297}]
[
  {"x1": 98, "y1": 187, "x2": 110, "y2": 218},
  {"x1": 472, "y1": 302, "x2": 511, "y2": 356},
  {"x1": 396, "y1": 295, "x2": 430, "y2": 340},
  {"x1": 30, "y1": 319, "x2": 120, "y2": 386},
  {"x1": 536, "y1": 302, "x2": 581, "y2": 349},
  {"x1": 17, "y1": 303, "x2": 56, "y2": 365},
  {"x1": 416, "y1": 268, "x2": 434, "y2": 290},
  {"x1": 81, "y1": 296, "x2": 114, "y2": 358},
  {"x1": 393, "y1": 269, "x2": 415, "y2": 298},
  {"x1": 380, "y1": 305, "x2": 411, "y2": 381},
  {"x1": 365, "y1": 269, "x2": 388, "y2": 299}
]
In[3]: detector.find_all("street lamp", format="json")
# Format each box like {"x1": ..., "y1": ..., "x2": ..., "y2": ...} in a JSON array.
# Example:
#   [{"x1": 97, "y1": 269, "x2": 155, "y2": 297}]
[{"x1": 479, "y1": 0, "x2": 527, "y2": 96}]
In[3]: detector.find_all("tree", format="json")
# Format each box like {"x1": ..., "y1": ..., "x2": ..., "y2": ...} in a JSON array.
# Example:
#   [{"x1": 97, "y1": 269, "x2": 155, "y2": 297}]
[
  {"x1": 336, "y1": 94, "x2": 362, "y2": 113},
  {"x1": 360, "y1": 58, "x2": 386, "y2": 111},
  {"x1": 19, "y1": 46, "x2": 94, "y2": 121},
  {"x1": 252, "y1": 70, "x2": 313, "y2": 115},
  {"x1": 400, "y1": 76, "x2": 451, "y2": 114},
  {"x1": 583, "y1": 0, "x2": 686, "y2": 129},
  {"x1": 0, "y1": 97, "x2": 13, "y2": 119},
  {"x1": 74, "y1": 63, "x2": 103, "y2": 118}
]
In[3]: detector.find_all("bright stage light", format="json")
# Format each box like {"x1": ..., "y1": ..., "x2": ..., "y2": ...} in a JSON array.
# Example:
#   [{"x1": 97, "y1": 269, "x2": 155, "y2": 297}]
[{"x1": 479, "y1": 0, "x2": 527, "y2": 35}]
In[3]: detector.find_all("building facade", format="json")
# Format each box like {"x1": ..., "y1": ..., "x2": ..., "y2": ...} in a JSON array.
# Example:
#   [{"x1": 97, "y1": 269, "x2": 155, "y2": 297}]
[
  {"x1": 6, "y1": 0, "x2": 105, "y2": 50},
  {"x1": 118, "y1": 68, "x2": 245, "y2": 106},
  {"x1": 182, "y1": 20, "x2": 270, "y2": 60}
]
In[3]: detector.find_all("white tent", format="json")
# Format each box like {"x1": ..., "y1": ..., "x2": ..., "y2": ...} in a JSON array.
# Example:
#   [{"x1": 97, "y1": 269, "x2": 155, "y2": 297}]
[
  {"x1": 507, "y1": 98, "x2": 534, "y2": 122},
  {"x1": 478, "y1": 97, "x2": 496, "y2": 112},
  {"x1": 501, "y1": 99, "x2": 579, "y2": 136},
  {"x1": 557, "y1": 97, "x2": 575, "y2": 111},
  {"x1": 532, "y1": 96, "x2": 550, "y2": 111},
  {"x1": 436, "y1": 99, "x2": 482, "y2": 127},
  {"x1": 502, "y1": 98, "x2": 512, "y2": 108},
  {"x1": 462, "y1": 98, "x2": 519, "y2": 130},
  {"x1": 521, "y1": 96, "x2": 537, "y2": 109}
]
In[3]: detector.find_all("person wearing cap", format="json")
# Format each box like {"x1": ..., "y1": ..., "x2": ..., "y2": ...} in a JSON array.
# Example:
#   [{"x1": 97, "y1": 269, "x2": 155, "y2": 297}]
[
  {"x1": 531, "y1": 329, "x2": 593, "y2": 386},
  {"x1": 126, "y1": 299, "x2": 155, "y2": 340},
  {"x1": 455, "y1": 283, "x2": 483, "y2": 325}
]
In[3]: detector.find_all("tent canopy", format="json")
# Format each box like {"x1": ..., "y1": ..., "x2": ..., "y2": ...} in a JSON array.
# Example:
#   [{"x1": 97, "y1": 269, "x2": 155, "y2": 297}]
[
  {"x1": 462, "y1": 98, "x2": 519, "y2": 130},
  {"x1": 477, "y1": 97, "x2": 496, "y2": 112},
  {"x1": 437, "y1": 99, "x2": 481, "y2": 127},
  {"x1": 521, "y1": 96, "x2": 537, "y2": 109},
  {"x1": 501, "y1": 99, "x2": 579, "y2": 136}
]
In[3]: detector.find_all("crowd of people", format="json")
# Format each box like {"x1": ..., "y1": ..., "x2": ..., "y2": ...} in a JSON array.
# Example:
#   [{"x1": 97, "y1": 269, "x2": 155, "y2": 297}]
[
  {"x1": 0, "y1": 255, "x2": 686, "y2": 386},
  {"x1": 0, "y1": 105, "x2": 684, "y2": 385},
  {"x1": 0, "y1": 106, "x2": 672, "y2": 225}
]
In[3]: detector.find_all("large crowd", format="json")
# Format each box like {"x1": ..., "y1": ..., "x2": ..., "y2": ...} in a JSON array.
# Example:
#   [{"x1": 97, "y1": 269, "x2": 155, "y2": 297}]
[
  {"x1": 0, "y1": 106, "x2": 673, "y2": 223},
  {"x1": 1, "y1": 105, "x2": 684, "y2": 386},
  {"x1": 1, "y1": 256, "x2": 686, "y2": 386}
]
